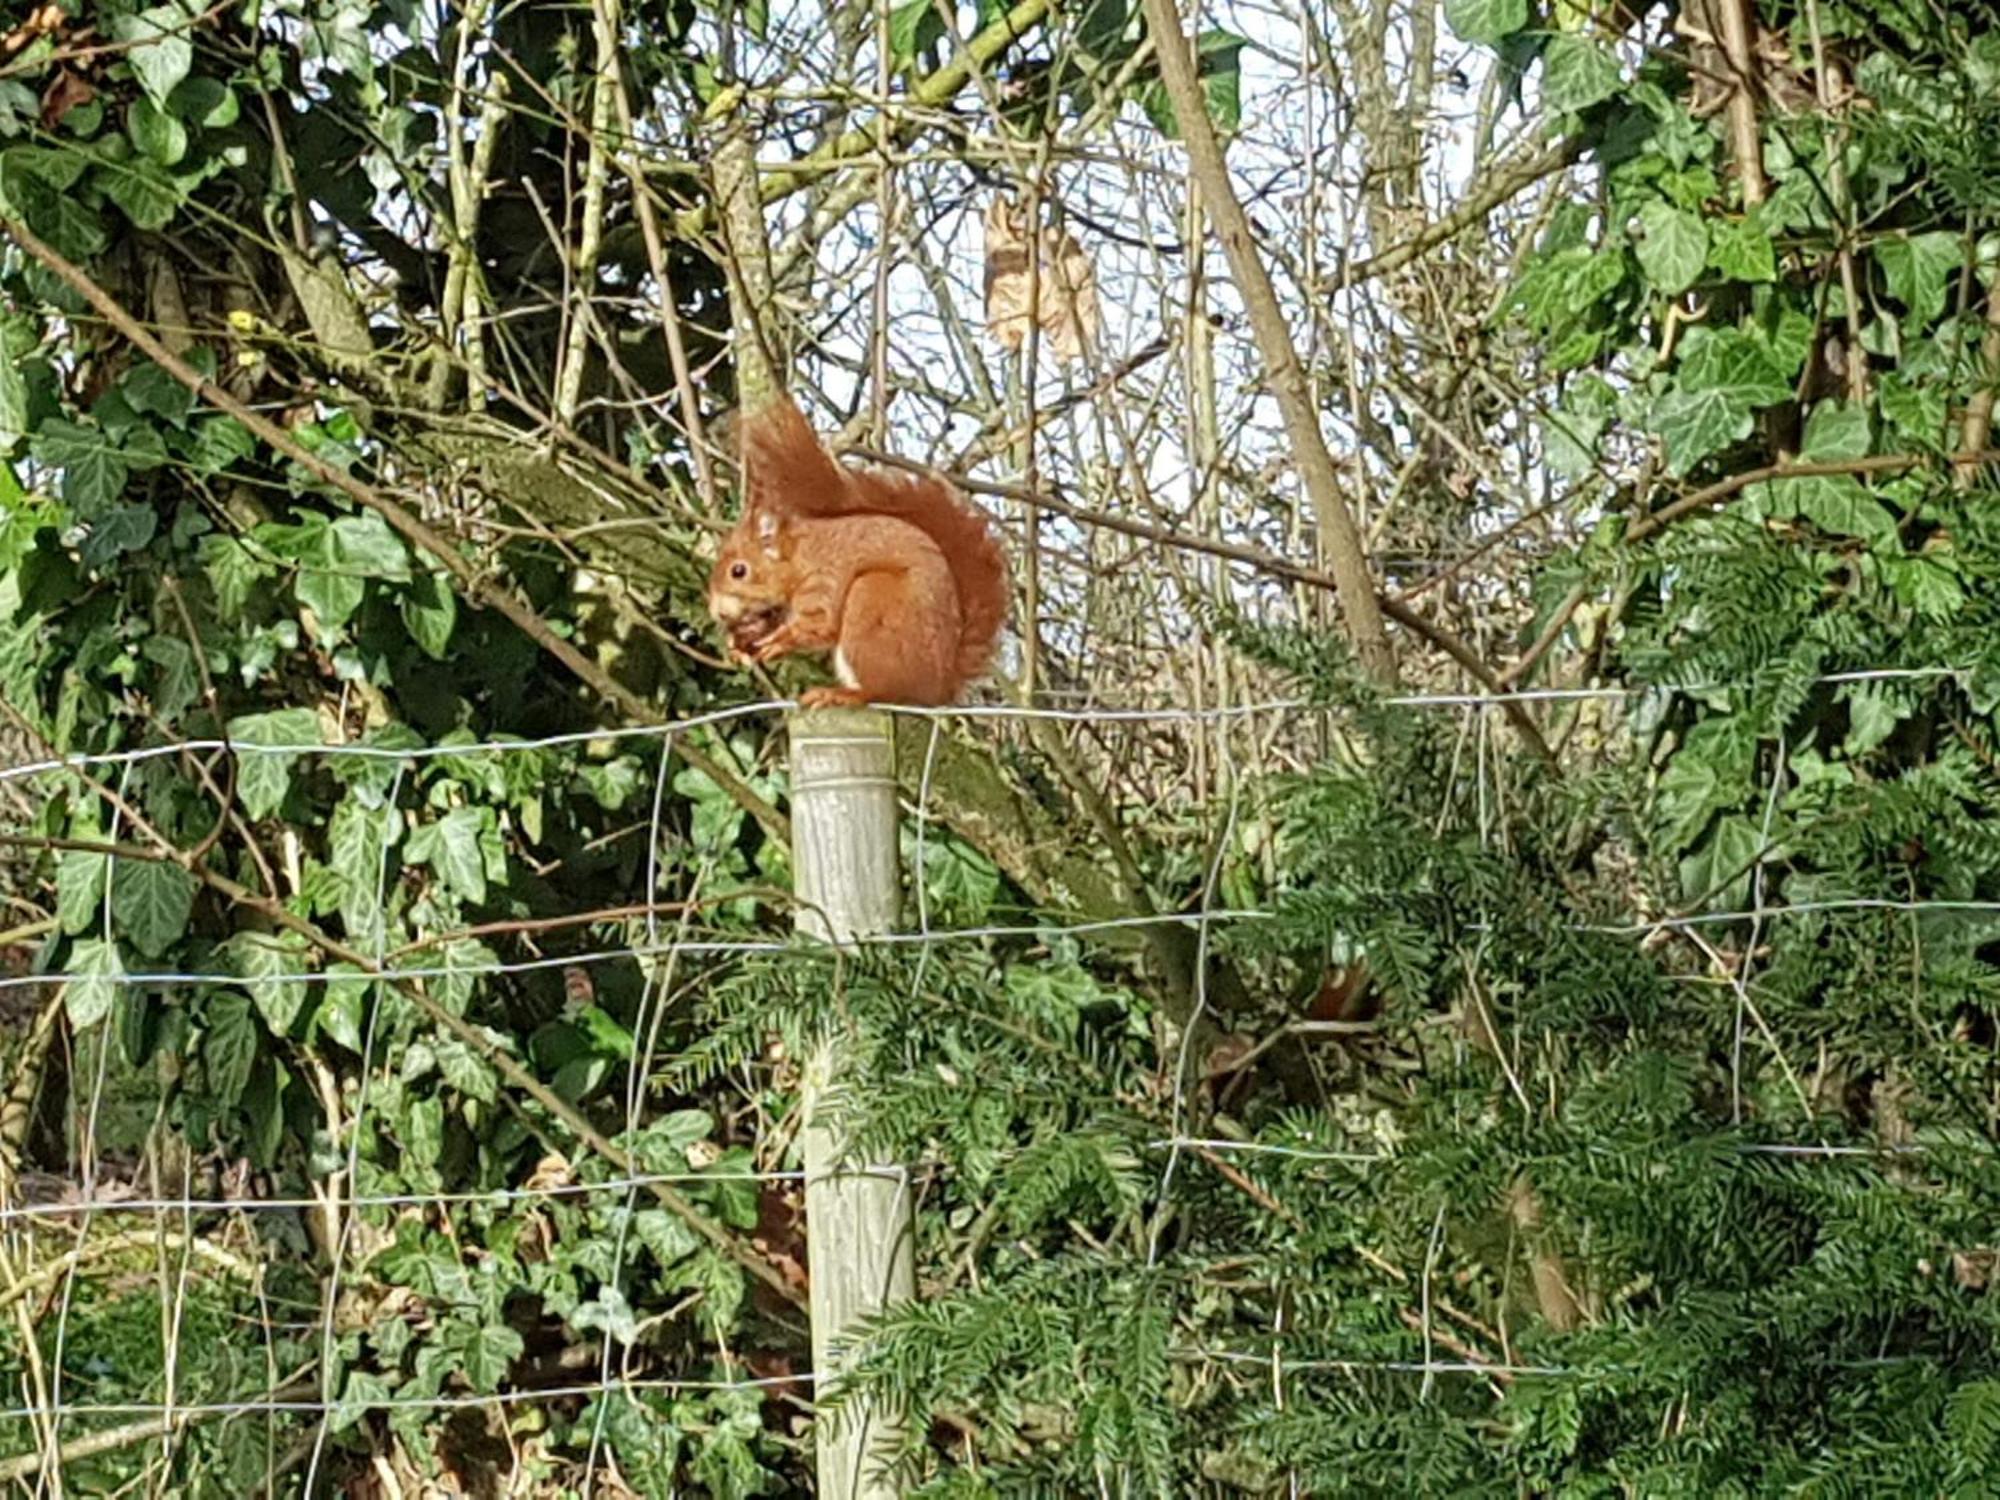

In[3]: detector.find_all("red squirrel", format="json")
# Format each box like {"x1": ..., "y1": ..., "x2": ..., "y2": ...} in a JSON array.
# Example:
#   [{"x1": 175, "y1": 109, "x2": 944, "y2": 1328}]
[{"x1": 706, "y1": 394, "x2": 1009, "y2": 708}]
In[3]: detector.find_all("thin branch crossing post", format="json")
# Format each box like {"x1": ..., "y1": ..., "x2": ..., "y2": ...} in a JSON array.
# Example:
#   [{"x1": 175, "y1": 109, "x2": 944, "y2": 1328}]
[{"x1": 790, "y1": 708, "x2": 917, "y2": 1497}]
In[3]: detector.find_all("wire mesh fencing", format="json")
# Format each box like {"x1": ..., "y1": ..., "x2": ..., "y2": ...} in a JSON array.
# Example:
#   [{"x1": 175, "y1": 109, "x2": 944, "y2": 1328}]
[{"x1": 0, "y1": 675, "x2": 1993, "y2": 1490}]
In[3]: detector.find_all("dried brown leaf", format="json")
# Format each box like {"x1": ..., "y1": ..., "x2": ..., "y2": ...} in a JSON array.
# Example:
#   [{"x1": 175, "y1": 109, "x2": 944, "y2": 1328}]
[
  {"x1": 39, "y1": 69, "x2": 94, "y2": 130},
  {"x1": 982, "y1": 196, "x2": 1100, "y2": 365}
]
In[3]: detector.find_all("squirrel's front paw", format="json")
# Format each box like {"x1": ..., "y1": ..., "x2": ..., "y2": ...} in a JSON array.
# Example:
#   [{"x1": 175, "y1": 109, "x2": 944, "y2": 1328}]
[{"x1": 747, "y1": 629, "x2": 795, "y2": 664}]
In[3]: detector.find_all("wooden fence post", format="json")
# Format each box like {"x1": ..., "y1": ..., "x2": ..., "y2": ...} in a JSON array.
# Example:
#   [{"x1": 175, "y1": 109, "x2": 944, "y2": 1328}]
[{"x1": 789, "y1": 707, "x2": 916, "y2": 1497}]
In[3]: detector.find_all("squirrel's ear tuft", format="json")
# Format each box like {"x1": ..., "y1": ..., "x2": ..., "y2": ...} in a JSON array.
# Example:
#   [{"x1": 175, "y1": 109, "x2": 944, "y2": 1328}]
[{"x1": 754, "y1": 508, "x2": 782, "y2": 554}]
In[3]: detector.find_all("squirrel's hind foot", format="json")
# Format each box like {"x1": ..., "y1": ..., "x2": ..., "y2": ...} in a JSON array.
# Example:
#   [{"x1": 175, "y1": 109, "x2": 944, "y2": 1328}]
[{"x1": 799, "y1": 686, "x2": 871, "y2": 709}]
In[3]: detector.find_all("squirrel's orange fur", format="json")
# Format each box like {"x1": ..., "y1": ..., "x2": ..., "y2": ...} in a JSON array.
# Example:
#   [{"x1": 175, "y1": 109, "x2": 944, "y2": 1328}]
[{"x1": 706, "y1": 393, "x2": 1010, "y2": 708}]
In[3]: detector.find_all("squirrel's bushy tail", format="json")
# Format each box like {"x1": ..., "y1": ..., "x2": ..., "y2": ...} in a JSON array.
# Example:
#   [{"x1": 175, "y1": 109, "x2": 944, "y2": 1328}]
[{"x1": 741, "y1": 394, "x2": 1010, "y2": 686}]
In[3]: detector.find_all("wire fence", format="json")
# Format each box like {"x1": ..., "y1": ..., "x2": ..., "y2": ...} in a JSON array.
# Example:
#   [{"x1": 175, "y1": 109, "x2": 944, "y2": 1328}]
[{"x1": 0, "y1": 681, "x2": 1992, "y2": 1470}]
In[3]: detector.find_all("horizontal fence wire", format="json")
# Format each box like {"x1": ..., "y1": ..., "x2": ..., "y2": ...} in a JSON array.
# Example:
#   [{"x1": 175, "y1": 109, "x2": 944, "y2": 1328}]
[
  {"x1": 0, "y1": 1128, "x2": 1964, "y2": 1227},
  {"x1": 2, "y1": 897, "x2": 1994, "y2": 996},
  {"x1": 0, "y1": 1335, "x2": 1966, "y2": 1431},
  {"x1": 0, "y1": 1375, "x2": 819, "y2": 1426},
  {"x1": 0, "y1": 666, "x2": 1966, "y2": 785}
]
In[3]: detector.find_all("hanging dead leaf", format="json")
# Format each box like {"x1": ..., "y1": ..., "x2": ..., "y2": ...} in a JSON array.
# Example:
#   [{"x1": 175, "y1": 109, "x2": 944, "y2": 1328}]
[
  {"x1": 39, "y1": 69, "x2": 94, "y2": 130},
  {"x1": 982, "y1": 195, "x2": 1100, "y2": 365}
]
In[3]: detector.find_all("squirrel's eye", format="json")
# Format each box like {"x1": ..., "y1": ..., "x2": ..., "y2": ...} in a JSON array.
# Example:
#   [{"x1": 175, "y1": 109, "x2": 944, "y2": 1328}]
[{"x1": 729, "y1": 561, "x2": 749, "y2": 580}]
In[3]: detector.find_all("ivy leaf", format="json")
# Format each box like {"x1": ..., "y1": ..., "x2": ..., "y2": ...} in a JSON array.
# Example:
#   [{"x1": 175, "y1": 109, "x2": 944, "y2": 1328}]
[
  {"x1": 1879, "y1": 373, "x2": 1947, "y2": 449},
  {"x1": 451, "y1": 1321, "x2": 523, "y2": 1393},
  {"x1": 571, "y1": 1287, "x2": 639, "y2": 1343},
  {"x1": 1677, "y1": 330, "x2": 1794, "y2": 408},
  {"x1": 888, "y1": 0, "x2": 946, "y2": 63},
  {"x1": 190, "y1": 415, "x2": 255, "y2": 474},
  {"x1": 142, "y1": 634, "x2": 199, "y2": 718},
  {"x1": 1876, "y1": 230, "x2": 1960, "y2": 328},
  {"x1": 1543, "y1": 403, "x2": 1607, "y2": 480},
  {"x1": 1509, "y1": 246, "x2": 1627, "y2": 333},
  {"x1": 1650, "y1": 386, "x2": 1752, "y2": 475},
  {"x1": 1541, "y1": 34, "x2": 1621, "y2": 113},
  {"x1": 0, "y1": 80, "x2": 35, "y2": 138},
  {"x1": 122, "y1": 357, "x2": 200, "y2": 427},
  {"x1": 434, "y1": 1035, "x2": 498, "y2": 1104},
  {"x1": 111, "y1": 6, "x2": 196, "y2": 106},
  {"x1": 201, "y1": 535, "x2": 271, "y2": 621},
  {"x1": 1707, "y1": 215, "x2": 1776, "y2": 283},
  {"x1": 79, "y1": 502, "x2": 158, "y2": 567},
  {"x1": 1839, "y1": 681, "x2": 1909, "y2": 757},
  {"x1": 1652, "y1": 754, "x2": 1726, "y2": 856},
  {"x1": 648, "y1": 1109, "x2": 716, "y2": 1163},
  {"x1": 676, "y1": 765, "x2": 746, "y2": 854},
  {"x1": 403, "y1": 1095, "x2": 444, "y2": 1171},
  {"x1": 294, "y1": 520, "x2": 367, "y2": 632},
  {"x1": 302, "y1": 0, "x2": 375, "y2": 77},
  {"x1": 0, "y1": 149, "x2": 108, "y2": 259},
  {"x1": 30, "y1": 418, "x2": 127, "y2": 514},
  {"x1": 631, "y1": 1209, "x2": 701, "y2": 1266},
  {"x1": 1006, "y1": 961, "x2": 1104, "y2": 1040},
  {"x1": 407, "y1": 806, "x2": 488, "y2": 903},
  {"x1": 1678, "y1": 814, "x2": 1764, "y2": 911},
  {"x1": 577, "y1": 758, "x2": 643, "y2": 812},
  {"x1": 329, "y1": 797, "x2": 400, "y2": 935},
  {"x1": 400, "y1": 568, "x2": 457, "y2": 659},
  {"x1": 330, "y1": 1370, "x2": 395, "y2": 1435},
  {"x1": 243, "y1": 1055, "x2": 285, "y2": 1166},
  {"x1": 1444, "y1": 0, "x2": 1527, "y2": 45},
  {"x1": 431, "y1": 939, "x2": 497, "y2": 1016},
  {"x1": 228, "y1": 706, "x2": 321, "y2": 820},
  {"x1": 332, "y1": 512, "x2": 411, "y2": 582},
  {"x1": 1881, "y1": 552, "x2": 1964, "y2": 621},
  {"x1": 66, "y1": 938, "x2": 125, "y2": 1029},
  {"x1": 586, "y1": 1395, "x2": 678, "y2": 1490},
  {"x1": 168, "y1": 76, "x2": 239, "y2": 128},
  {"x1": 1799, "y1": 401, "x2": 1872, "y2": 462},
  {"x1": 110, "y1": 858, "x2": 195, "y2": 958},
  {"x1": 57, "y1": 847, "x2": 111, "y2": 936},
  {"x1": 96, "y1": 155, "x2": 184, "y2": 230},
  {"x1": 223, "y1": 930, "x2": 311, "y2": 1034},
  {"x1": 202, "y1": 990, "x2": 259, "y2": 1108},
  {"x1": 1763, "y1": 474, "x2": 1898, "y2": 545},
  {"x1": 667, "y1": 1246, "x2": 746, "y2": 1331},
  {"x1": 1632, "y1": 202, "x2": 1708, "y2": 295},
  {"x1": 1750, "y1": 303, "x2": 1815, "y2": 377},
  {"x1": 121, "y1": 425, "x2": 170, "y2": 473},
  {"x1": 329, "y1": 721, "x2": 423, "y2": 803},
  {"x1": 702, "y1": 1148, "x2": 761, "y2": 1229},
  {"x1": 127, "y1": 97, "x2": 188, "y2": 166},
  {"x1": 1137, "y1": 30, "x2": 1246, "y2": 136},
  {"x1": 317, "y1": 965, "x2": 371, "y2": 1052},
  {"x1": 0, "y1": 350, "x2": 26, "y2": 452}
]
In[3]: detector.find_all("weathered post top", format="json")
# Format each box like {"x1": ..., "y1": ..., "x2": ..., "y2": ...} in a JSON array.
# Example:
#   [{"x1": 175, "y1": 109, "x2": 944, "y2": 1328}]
[{"x1": 790, "y1": 708, "x2": 901, "y2": 946}]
